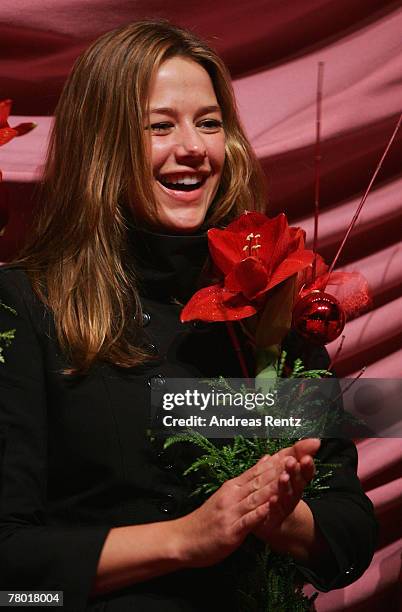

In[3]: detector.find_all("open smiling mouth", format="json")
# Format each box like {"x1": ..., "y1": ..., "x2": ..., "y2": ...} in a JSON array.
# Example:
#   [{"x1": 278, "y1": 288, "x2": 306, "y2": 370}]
[{"x1": 157, "y1": 175, "x2": 207, "y2": 192}]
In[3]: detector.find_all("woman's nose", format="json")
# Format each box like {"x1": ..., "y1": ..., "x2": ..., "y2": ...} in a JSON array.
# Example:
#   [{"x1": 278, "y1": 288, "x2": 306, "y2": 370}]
[{"x1": 173, "y1": 127, "x2": 207, "y2": 161}]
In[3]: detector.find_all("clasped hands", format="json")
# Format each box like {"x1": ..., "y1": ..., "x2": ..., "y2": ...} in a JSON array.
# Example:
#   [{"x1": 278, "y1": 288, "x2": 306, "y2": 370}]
[{"x1": 174, "y1": 438, "x2": 321, "y2": 568}]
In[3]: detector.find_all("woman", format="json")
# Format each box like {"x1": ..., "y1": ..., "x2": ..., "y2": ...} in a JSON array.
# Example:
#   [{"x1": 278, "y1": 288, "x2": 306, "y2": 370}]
[{"x1": 0, "y1": 20, "x2": 377, "y2": 611}]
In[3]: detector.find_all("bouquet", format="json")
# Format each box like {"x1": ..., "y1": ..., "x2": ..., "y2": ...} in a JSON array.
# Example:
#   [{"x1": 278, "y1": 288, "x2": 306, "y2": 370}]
[{"x1": 163, "y1": 211, "x2": 355, "y2": 611}]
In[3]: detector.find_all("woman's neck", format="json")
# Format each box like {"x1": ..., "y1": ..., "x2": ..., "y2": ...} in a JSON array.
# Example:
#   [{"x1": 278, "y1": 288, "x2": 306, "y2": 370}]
[{"x1": 127, "y1": 224, "x2": 209, "y2": 303}]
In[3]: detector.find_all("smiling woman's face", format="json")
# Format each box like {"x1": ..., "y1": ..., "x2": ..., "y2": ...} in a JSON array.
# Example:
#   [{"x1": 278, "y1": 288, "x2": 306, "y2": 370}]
[{"x1": 144, "y1": 56, "x2": 226, "y2": 233}]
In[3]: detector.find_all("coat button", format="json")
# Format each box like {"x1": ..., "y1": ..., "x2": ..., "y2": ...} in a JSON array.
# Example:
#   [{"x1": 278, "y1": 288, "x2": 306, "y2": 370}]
[
  {"x1": 142, "y1": 311, "x2": 151, "y2": 327},
  {"x1": 148, "y1": 374, "x2": 166, "y2": 389},
  {"x1": 159, "y1": 494, "x2": 175, "y2": 514},
  {"x1": 145, "y1": 343, "x2": 159, "y2": 356},
  {"x1": 156, "y1": 450, "x2": 174, "y2": 470}
]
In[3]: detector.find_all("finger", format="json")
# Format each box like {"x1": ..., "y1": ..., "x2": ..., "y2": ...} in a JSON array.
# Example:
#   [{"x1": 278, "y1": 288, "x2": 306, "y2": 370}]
[
  {"x1": 285, "y1": 455, "x2": 315, "y2": 494},
  {"x1": 299, "y1": 455, "x2": 316, "y2": 482},
  {"x1": 268, "y1": 439, "x2": 320, "y2": 467},
  {"x1": 243, "y1": 447, "x2": 311, "y2": 500},
  {"x1": 273, "y1": 444, "x2": 306, "y2": 467},
  {"x1": 256, "y1": 466, "x2": 306, "y2": 533},
  {"x1": 243, "y1": 456, "x2": 289, "y2": 499},
  {"x1": 263, "y1": 491, "x2": 287, "y2": 528},
  {"x1": 286, "y1": 461, "x2": 307, "y2": 497},
  {"x1": 284, "y1": 456, "x2": 297, "y2": 471},
  {"x1": 235, "y1": 501, "x2": 270, "y2": 535},
  {"x1": 272, "y1": 471, "x2": 299, "y2": 518},
  {"x1": 278, "y1": 470, "x2": 293, "y2": 500},
  {"x1": 238, "y1": 441, "x2": 319, "y2": 502},
  {"x1": 250, "y1": 467, "x2": 297, "y2": 523},
  {"x1": 235, "y1": 454, "x2": 271, "y2": 486},
  {"x1": 293, "y1": 438, "x2": 321, "y2": 460},
  {"x1": 238, "y1": 479, "x2": 279, "y2": 516}
]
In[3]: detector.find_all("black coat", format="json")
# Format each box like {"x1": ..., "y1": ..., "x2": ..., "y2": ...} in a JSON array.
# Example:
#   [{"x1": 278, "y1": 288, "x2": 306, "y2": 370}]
[{"x1": 0, "y1": 240, "x2": 378, "y2": 612}]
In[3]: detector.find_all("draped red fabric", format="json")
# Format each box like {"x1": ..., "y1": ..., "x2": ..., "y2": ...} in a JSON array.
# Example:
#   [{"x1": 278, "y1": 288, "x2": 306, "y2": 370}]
[{"x1": 0, "y1": 2, "x2": 401, "y2": 609}]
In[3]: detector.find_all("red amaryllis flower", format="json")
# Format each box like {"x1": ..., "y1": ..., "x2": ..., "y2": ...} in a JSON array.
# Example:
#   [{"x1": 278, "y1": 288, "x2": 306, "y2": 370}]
[
  {"x1": 0, "y1": 99, "x2": 36, "y2": 147},
  {"x1": 181, "y1": 211, "x2": 315, "y2": 322}
]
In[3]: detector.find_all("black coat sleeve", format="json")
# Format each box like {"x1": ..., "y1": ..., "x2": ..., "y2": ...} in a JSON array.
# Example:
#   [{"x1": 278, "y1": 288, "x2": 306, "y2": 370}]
[
  {"x1": 300, "y1": 437, "x2": 378, "y2": 591},
  {"x1": 284, "y1": 335, "x2": 379, "y2": 591},
  {"x1": 0, "y1": 269, "x2": 110, "y2": 611}
]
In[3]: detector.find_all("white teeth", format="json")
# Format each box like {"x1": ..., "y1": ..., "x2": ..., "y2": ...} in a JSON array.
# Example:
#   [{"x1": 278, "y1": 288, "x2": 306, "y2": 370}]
[
  {"x1": 159, "y1": 174, "x2": 203, "y2": 185},
  {"x1": 181, "y1": 176, "x2": 199, "y2": 185}
]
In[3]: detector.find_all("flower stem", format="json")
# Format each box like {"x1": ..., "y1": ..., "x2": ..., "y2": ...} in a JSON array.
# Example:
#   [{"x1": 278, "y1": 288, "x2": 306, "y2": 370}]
[{"x1": 225, "y1": 321, "x2": 251, "y2": 380}]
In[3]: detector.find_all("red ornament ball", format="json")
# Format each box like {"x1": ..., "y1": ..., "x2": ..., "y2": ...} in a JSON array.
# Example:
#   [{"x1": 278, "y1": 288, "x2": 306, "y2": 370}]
[{"x1": 292, "y1": 291, "x2": 346, "y2": 345}]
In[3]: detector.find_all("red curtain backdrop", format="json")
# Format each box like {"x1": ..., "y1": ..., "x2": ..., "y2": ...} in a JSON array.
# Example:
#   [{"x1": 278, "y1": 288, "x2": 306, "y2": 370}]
[{"x1": 0, "y1": 2, "x2": 401, "y2": 609}]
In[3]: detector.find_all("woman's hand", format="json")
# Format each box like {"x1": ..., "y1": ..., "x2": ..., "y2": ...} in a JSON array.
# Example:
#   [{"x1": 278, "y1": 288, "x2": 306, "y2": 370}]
[
  {"x1": 171, "y1": 453, "x2": 282, "y2": 567},
  {"x1": 249, "y1": 438, "x2": 329, "y2": 566},
  {"x1": 171, "y1": 438, "x2": 320, "y2": 568},
  {"x1": 253, "y1": 438, "x2": 319, "y2": 536}
]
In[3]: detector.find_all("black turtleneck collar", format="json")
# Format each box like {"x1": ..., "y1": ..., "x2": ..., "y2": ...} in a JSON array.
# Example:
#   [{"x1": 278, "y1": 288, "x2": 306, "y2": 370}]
[{"x1": 127, "y1": 225, "x2": 210, "y2": 303}]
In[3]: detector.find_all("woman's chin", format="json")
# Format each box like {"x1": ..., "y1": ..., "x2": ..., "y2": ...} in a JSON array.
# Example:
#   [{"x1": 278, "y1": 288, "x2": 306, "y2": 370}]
[{"x1": 156, "y1": 211, "x2": 207, "y2": 234}]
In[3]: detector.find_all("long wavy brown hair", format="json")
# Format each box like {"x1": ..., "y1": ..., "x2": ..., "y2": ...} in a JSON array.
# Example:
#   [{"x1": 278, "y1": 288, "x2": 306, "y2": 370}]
[{"x1": 15, "y1": 19, "x2": 267, "y2": 374}]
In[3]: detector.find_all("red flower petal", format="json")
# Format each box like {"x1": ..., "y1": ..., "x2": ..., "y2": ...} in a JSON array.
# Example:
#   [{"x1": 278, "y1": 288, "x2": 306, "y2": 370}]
[
  {"x1": 13, "y1": 122, "x2": 37, "y2": 136},
  {"x1": 0, "y1": 127, "x2": 18, "y2": 146},
  {"x1": 0, "y1": 100, "x2": 11, "y2": 128},
  {"x1": 0, "y1": 99, "x2": 36, "y2": 145},
  {"x1": 180, "y1": 284, "x2": 256, "y2": 322},
  {"x1": 224, "y1": 210, "x2": 274, "y2": 234},
  {"x1": 208, "y1": 212, "x2": 290, "y2": 275},
  {"x1": 252, "y1": 214, "x2": 289, "y2": 266},
  {"x1": 225, "y1": 257, "x2": 270, "y2": 300},
  {"x1": 289, "y1": 226, "x2": 306, "y2": 250},
  {"x1": 208, "y1": 228, "x2": 245, "y2": 274},
  {"x1": 266, "y1": 250, "x2": 315, "y2": 291}
]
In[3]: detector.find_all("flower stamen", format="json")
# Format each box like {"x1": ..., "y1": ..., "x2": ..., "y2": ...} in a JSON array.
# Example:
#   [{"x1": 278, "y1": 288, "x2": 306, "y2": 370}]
[{"x1": 242, "y1": 233, "x2": 262, "y2": 257}]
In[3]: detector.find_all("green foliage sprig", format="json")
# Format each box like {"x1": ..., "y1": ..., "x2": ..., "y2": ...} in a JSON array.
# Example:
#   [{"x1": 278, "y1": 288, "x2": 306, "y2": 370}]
[
  {"x1": 164, "y1": 431, "x2": 336, "y2": 502},
  {"x1": 163, "y1": 355, "x2": 339, "y2": 611},
  {"x1": 0, "y1": 300, "x2": 16, "y2": 363}
]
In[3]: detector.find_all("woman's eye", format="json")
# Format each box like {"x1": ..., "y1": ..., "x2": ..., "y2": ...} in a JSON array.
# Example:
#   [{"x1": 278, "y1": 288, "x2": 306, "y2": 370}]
[
  {"x1": 198, "y1": 119, "x2": 223, "y2": 132},
  {"x1": 145, "y1": 119, "x2": 223, "y2": 133},
  {"x1": 147, "y1": 122, "x2": 173, "y2": 133}
]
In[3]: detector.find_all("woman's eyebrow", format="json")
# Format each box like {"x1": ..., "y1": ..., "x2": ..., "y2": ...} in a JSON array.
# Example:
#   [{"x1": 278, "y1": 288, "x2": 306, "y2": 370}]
[
  {"x1": 196, "y1": 105, "x2": 222, "y2": 116},
  {"x1": 149, "y1": 106, "x2": 176, "y2": 115},
  {"x1": 149, "y1": 105, "x2": 222, "y2": 115}
]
